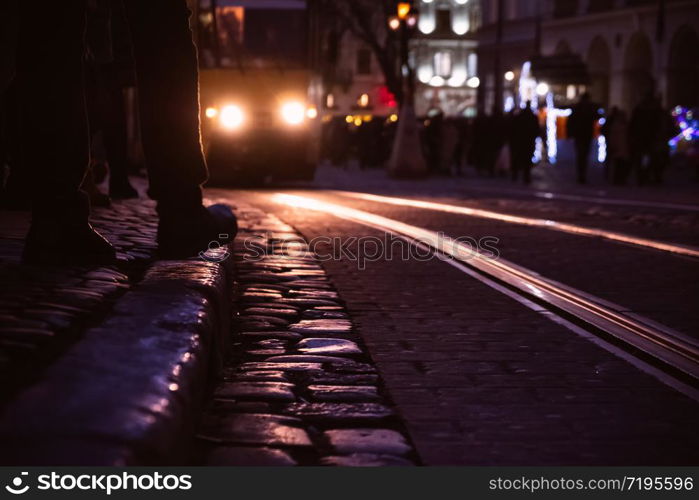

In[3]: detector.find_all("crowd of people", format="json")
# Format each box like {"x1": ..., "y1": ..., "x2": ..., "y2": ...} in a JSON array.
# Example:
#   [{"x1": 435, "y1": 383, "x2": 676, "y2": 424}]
[
  {"x1": 603, "y1": 93, "x2": 677, "y2": 186},
  {"x1": 321, "y1": 91, "x2": 682, "y2": 187}
]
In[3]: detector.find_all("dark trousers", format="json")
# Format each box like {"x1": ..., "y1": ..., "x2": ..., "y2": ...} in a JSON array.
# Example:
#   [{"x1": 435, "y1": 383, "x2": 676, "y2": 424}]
[
  {"x1": 574, "y1": 138, "x2": 592, "y2": 184},
  {"x1": 511, "y1": 147, "x2": 534, "y2": 184},
  {"x1": 85, "y1": 64, "x2": 131, "y2": 189},
  {"x1": 17, "y1": 0, "x2": 207, "y2": 219}
]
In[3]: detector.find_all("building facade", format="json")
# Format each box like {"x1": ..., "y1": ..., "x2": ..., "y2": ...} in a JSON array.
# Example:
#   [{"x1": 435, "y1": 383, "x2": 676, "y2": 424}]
[
  {"x1": 541, "y1": 0, "x2": 699, "y2": 112},
  {"x1": 320, "y1": 27, "x2": 395, "y2": 119},
  {"x1": 318, "y1": 0, "x2": 484, "y2": 119},
  {"x1": 412, "y1": 0, "x2": 483, "y2": 116},
  {"x1": 477, "y1": 0, "x2": 699, "y2": 113}
]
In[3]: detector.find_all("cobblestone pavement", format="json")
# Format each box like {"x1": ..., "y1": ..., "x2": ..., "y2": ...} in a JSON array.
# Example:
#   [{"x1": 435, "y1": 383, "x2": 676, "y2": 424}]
[
  {"x1": 0, "y1": 199, "x2": 158, "y2": 404},
  {"x1": 2, "y1": 178, "x2": 697, "y2": 466},
  {"x1": 193, "y1": 203, "x2": 417, "y2": 466},
  {"x1": 300, "y1": 193, "x2": 699, "y2": 337},
  {"x1": 220, "y1": 189, "x2": 699, "y2": 465}
]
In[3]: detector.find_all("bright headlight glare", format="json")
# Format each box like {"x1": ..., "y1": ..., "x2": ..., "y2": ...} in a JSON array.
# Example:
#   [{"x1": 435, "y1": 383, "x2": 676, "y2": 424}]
[
  {"x1": 220, "y1": 105, "x2": 244, "y2": 129},
  {"x1": 306, "y1": 106, "x2": 318, "y2": 119},
  {"x1": 281, "y1": 101, "x2": 306, "y2": 125}
]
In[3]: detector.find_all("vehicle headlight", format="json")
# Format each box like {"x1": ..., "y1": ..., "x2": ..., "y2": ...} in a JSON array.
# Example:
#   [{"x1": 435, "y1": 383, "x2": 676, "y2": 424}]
[
  {"x1": 281, "y1": 101, "x2": 306, "y2": 125},
  {"x1": 220, "y1": 105, "x2": 245, "y2": 129},
  {"x1": 306, "y1": 106, "x2": 318, "y2": 119},
  {"x1": 205, "y1": 107, "x2": 218, "y2": 119}
]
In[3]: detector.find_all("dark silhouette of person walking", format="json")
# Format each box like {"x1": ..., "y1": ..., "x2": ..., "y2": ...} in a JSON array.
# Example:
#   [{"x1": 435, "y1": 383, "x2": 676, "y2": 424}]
[
  {"x1": 567, "y1": 93, "x2": 597, "y2": 184},
  {"x1": 509, "y1": 102, "x2": 540, "y2": 184},
  {"x1": 601, "y1": 106, "x2": 630, "y2": 185},
  {"x1": 629, "y1": 91, "x2": 675, "y2": 185},
  {"x1": 85, "y1": 0, "x2": 139, "y2": 200},
  {"x1": 15, "y1": 0, "x2": 236, "y2": 265}
]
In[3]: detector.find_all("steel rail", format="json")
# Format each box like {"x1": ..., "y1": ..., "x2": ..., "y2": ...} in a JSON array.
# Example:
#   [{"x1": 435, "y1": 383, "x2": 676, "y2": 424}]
[
  {"x1": 457, "y1": 185, "x2": 699, "y2": 212},
  {"x1": 273, "y1": 193, "x2": 699, "y2": 384},
  {"x1": 336, "y1": 191, "x2": 699, "y2": 259}
]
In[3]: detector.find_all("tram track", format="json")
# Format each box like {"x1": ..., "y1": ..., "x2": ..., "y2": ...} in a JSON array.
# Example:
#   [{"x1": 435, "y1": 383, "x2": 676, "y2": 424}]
[
  {"x1": 336, "y1": 191, "x2": 699, "y2": 259},
  {"x1": 272, "y1": 193, "x2": 699, "y2": 400}
]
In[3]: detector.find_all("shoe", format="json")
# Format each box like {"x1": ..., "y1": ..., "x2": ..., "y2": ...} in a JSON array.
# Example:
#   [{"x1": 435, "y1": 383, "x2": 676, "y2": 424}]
[
  {"x1": 23, "y1": 191, "x2": 117, "y2": 265},
  {"x1": 157, "y1": 203, "x2": 237, "y2": 260},
  {"x1": 23, "y1": 222, "x2": 117, "y2": 265}
]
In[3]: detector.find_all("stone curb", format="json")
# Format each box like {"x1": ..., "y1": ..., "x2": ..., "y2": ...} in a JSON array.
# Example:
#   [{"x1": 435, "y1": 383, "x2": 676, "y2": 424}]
[{"x1": 0, "y1": 258, "x2": 232, "y2": 465}]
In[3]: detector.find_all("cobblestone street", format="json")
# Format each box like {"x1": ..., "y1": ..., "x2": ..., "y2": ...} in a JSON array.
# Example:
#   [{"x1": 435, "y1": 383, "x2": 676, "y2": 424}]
[
  {"x1": 194, "y1": 204, "x2": 417, "y2": 466},
  {"x1": 1, "y1": 169, "x2": 698, "y2": 465},
  {"x1": 221, "y1": 182, "x2": 699, "y2": 466}
]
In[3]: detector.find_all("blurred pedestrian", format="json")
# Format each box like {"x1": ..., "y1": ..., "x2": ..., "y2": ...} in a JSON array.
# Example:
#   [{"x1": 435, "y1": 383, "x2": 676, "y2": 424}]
[
  {"x1": 328, "y1": 117, "x2": 351, "y2": 168},
  {"x1": 602, "y1": 106, "x2": 630, "y2": 185},
  {"x1": 629, "y1": 92, "x2": 675, "y2": 185},
  {"x1": 424, "y1": 109, "x2": 444, "y2": 174},
  {"x1": 0, "y1": 82, "x2": 28, "y2": 210},
  {"x1": 357, "y1": 118, "x2": 383, "y2": 170},
  {"x1": 0, "y1": 1, "x2": 24, "y2": 209},
  {"x1": 473, "y1": 107, "x2": 505, "y2": 177},
  {"x1": 381, "y1": 116, "x2": 397, "y2": 166},
  {"x1": 441, "y1": 117, "x2": 459, "y2": 176},
  {"x1": 509, "y1": 102, "x2": 539, "y2": 184},
  {"x1": 567, "y1": 93, "x2": 597, "y2": 184},
  {"x1": 451, "y1": 117, "x2": 469, "y2": 176},
  {"x1": 85, "y1": 0, "x2": 139, "y2": 200},
  {"x1": 16, "y1": 0, "x2": 237, "y2": 265}
]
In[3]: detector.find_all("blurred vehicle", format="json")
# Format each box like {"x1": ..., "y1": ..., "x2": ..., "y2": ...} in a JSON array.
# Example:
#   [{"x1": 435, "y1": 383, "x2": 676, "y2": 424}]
[{"x1": 191, "y1": 0, "x2": 320, "y2": 185}]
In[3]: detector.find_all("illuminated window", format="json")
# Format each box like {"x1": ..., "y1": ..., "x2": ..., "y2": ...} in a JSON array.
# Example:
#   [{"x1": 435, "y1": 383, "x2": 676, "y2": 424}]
[
  {"x1": 358, "y1": 93, "x2": 370, "y2": 108},
  {"x1": 467, "y1": 52, "x2": 477, "y2": 77},
  {"x1": 434, "y1": 51, "x2": 453, "y2": 78},
  {"x1": 470, "y1": 4, "x2": 482, "y2": 31}
]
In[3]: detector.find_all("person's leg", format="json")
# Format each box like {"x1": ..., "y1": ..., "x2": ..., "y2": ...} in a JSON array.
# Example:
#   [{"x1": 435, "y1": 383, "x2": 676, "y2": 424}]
[
  {"x1": 523, "y1": 161, "x2": 532, "y2": 185},
  {"x1": 510, "y1": 154, "x2": 519, "y2": 181},
  {"x1": 17, "y1": 1, "x2": 89, "y2": 208},
  {"x1": 122, "y1": 0, "x2": 236, "y2": 259},
  {"x1": 122, "y1": 0, "x2": 206, "y2": 210},
  {"x1": 1, "y1": 82, "x2": 31, "y2": 209},
  {"x1": 17, "y1": 0, "x2": 115, "y2": 264},
  {"x1": 575, "y1": 140, "x2": 590, "y2": 184},
  {"x1": 100, "y1": 72, "x2": 137, "y2": 198}
]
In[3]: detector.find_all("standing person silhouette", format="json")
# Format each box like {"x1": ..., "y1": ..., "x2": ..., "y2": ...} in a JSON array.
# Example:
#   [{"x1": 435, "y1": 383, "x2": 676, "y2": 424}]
[
  {"x1": 567, "y1": 93, "x2": 598, "y2": 184},
  {"x1": 509, "y1": 102, "x2": 540, "y2": 184},
  {"x1": 16, "y1": 0, "x2": 236, "y2": 265}
]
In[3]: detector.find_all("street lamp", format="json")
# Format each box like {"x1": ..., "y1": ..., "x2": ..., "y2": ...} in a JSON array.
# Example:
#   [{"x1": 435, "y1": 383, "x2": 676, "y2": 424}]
[
  {"x1": 397, "y1": 2, "x2": 412, "y2": 20},
  {"x1": 387, "y1": 2, "x2": 419, "y2": 104}
]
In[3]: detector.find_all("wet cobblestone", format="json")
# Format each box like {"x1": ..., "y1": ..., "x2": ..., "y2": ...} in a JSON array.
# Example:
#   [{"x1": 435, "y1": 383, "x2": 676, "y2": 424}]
[
  {"x1": 0, "y1": 199, "x2": 158, "y2": 402},
  {"x1": 194, "y1": 205, "x2": 417, "y2": 466}
]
